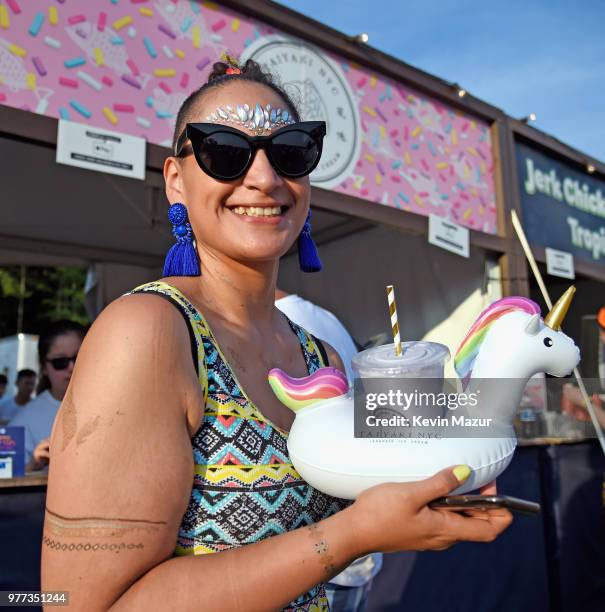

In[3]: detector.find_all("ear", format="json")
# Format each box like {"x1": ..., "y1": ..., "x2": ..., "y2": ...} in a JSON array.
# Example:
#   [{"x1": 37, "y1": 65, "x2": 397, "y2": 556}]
[
  {"x1": 163, "y1": 156, "x2": 186, "y2": 206},
  {"x1": 524, "y1": 313, "x2": 541, "y2": 336}
]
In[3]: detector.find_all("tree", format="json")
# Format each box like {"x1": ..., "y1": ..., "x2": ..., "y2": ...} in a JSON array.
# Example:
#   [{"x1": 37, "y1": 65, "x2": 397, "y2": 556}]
[{"x1": 0, "y1": 266, "x2": 89, "y2": 338}]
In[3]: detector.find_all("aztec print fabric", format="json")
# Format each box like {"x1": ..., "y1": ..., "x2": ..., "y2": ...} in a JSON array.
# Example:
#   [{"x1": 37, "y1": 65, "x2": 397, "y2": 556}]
[{"x1": 129, "y1": 281, "x2": 351, "y2": 611}]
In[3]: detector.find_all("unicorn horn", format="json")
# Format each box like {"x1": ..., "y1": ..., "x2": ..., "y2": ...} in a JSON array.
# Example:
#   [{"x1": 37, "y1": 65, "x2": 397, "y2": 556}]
[{"x1": 544, "y1": 286, "x2": 576, "y2": 331}]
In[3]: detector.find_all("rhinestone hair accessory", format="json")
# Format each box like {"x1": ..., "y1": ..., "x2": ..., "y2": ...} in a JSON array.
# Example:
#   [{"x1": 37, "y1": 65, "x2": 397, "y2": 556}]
[{"x1": 206, "y1": 103, "x2": 295, "y2": 133}]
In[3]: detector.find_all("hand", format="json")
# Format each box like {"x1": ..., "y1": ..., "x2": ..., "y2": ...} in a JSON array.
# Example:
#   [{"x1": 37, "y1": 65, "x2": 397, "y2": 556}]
[
  {"x1": 591, "y1": 394, "x2": 605, "y2": 429},
  {"x1": 30, "y1": 437, "x2": 51, "y2": 471},
  {"x1": 561, "y1": 385, "x2": 605, "y2": 427},
  {"x1": 350, "y1": 466, "x2": 513, "y2": 554},
  {"x1": 561, "y1": 384, "x2": 590, "y2": 421}
]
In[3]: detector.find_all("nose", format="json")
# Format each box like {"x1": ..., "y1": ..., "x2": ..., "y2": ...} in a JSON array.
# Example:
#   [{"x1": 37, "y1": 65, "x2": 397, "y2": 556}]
[{"x1": 243, "y1": 148, "x2": 283, "y2": 192}]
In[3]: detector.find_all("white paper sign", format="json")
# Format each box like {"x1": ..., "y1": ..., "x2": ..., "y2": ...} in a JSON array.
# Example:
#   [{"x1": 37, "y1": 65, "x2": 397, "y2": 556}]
[
  {"x1": 546, "y1": 247, "x2": 575, "y2": 279},
  {"x1": 428, "y1": 214, "x2": 470, "y2": 258},
  {"x1": 56, "y1": 120, "x2": 146, "y2": 180},
  {"x1": 0, "y1": 457, "x2": 13, "y2": 479}
]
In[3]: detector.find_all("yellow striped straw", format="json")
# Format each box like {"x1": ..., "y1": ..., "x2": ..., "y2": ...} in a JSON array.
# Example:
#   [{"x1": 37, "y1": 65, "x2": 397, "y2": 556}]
[{"x1": 386, "y1": 285, "x2": 402, "y2": 356}]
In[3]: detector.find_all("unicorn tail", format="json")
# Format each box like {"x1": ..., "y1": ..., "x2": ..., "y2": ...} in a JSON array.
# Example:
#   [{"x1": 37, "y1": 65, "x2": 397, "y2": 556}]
[{"x1": 268, "y1": 367, "x2": 348, "y2": 413}]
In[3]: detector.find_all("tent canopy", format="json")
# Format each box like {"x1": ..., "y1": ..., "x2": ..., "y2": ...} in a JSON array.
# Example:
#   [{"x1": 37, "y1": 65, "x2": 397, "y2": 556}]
[{"x1": 0, "y1": 131, "x2": 366, "y2": 269}]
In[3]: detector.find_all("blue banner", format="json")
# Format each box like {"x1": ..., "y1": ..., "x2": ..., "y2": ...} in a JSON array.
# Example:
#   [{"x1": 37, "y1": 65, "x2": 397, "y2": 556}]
[
  {"x1": 0, "y1": 426, "x2": 26, "y2": 477},
  {"x1": 515, "y1": 141, "x2": 605, "y2": 266}
]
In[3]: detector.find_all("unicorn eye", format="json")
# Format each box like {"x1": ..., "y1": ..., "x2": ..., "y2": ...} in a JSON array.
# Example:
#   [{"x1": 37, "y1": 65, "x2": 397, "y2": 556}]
[{"x1": 543, "y1": 337, "x2": 553, "y2": 347}]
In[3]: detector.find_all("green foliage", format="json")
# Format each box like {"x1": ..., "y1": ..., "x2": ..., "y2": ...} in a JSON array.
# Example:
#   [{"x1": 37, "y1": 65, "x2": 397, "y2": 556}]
[
  {"x1": 0, "y1": 268, "x2": 29, "y2": 298},
  {"x1": 0, "y1": 266, "x2": 89, "y2": 337}
]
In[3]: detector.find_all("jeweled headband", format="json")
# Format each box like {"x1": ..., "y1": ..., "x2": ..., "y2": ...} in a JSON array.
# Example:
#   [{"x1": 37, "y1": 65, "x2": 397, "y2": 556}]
[{"x1": 206, "y1": 103, "x2": 295, "y2": 133}]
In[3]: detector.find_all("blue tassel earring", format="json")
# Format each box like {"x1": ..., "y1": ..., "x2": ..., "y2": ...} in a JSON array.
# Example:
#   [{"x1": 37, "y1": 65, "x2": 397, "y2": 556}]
[
  {"x1": 298, "y1": 211, "x2": 322, "y2": 273},
  {"x1": 163, "y1": 203, "x2": 201, "y2": 277}
]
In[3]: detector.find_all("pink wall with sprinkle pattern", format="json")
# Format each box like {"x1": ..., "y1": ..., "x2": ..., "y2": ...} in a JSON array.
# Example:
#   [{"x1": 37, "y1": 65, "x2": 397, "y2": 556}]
[{"x1": 0, "y1": 0, "x2": 498, "y2": 234}]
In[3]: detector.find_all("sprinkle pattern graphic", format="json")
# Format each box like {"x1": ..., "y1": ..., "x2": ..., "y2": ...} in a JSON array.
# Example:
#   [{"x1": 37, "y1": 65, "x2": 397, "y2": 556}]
[{"x1": 0, "y1": 0, "x2": 497, "y2": 233}]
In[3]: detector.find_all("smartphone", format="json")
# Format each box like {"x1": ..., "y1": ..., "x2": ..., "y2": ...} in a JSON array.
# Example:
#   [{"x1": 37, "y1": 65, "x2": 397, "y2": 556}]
[{"x1": 429, "y1": 494, "x2": 540, "y2": 515}]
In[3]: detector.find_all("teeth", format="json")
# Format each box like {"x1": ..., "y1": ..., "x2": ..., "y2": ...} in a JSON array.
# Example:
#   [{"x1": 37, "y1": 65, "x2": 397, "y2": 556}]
[{"x1": 231, "y1": 206, "x2": 282, "y2": 217}]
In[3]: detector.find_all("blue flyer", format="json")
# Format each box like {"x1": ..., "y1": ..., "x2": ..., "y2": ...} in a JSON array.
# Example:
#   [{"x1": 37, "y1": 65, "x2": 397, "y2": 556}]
[{"x1": 0, "y1": 426, "x2": 26, "y2": 478}]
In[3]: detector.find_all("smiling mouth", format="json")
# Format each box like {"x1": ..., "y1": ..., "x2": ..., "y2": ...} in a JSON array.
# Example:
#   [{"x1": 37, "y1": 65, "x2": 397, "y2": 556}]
[{"x1": 229, "y1": 206, "x2": 286, "y2": 217}]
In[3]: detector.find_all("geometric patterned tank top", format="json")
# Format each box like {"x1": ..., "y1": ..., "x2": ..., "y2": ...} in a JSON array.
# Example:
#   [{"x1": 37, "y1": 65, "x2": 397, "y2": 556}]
[{"x1": 129, "y1": 282, "x2": 351, "y2": 611}]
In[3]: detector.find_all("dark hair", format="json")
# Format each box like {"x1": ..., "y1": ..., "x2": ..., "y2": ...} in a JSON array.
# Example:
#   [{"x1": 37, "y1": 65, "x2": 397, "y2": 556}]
[
  {"x1": 37, "y1": 320, "x2": 87, "y2": 394},
  {"x1": 0, "y1": 374, "x2": 7, "y2": 386},
  {"x1": 17, "y1": 369, "x2": 37, "y2": 382},
  {"x1": 172, "y1": 57, "x2": 301, "y2": 153}
]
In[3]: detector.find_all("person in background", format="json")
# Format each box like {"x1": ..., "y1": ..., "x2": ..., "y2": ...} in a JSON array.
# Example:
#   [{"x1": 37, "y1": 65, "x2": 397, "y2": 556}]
[
  {"x1": 598, "y1": 306, "x2": 605, "y2": 384},
  {"x1": 0, "y1": 373, "x2": 7, "y2": 399},
  {"x1": 276, "y1": 288, "x2": 381, "y2": 612},
  {"x1": 561, "y1": 306, "x2": 605, "y2": 513},
  {"x1": 9, "y1": 320, "x2": 86, "y2": 472},
  {"x1": 0, "y1": 369, "x2": 37, "y2": 425},
  {"x1": 563, "y1": 305, "x2": 605, "y2": 416}
]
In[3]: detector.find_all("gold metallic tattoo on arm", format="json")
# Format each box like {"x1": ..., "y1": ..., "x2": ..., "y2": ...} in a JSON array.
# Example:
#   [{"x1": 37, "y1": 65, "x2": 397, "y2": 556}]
[
  {"x1": 45, "y1": 507, "x2": 167, "y2": 538},
  {"x1": 60, "y1": 388, "x2": 77, "y2": 451},
  {"x1": 76, "y1": 414, "x2": 101, "y2": 447},
  {"x1": 43, "y1": 536, "x2": 145, "y2": 553},
  {"x1": 307, "y1": 523, "x2": 337, "y2": 577}
]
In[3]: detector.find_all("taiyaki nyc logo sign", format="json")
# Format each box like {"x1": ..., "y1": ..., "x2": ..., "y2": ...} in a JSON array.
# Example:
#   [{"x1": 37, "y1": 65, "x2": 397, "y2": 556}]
[
  {"x1": 516, "y1": 142, "x2": 605, "y2": 265},
  {"x1": 242, "y1": 36, "x2": 361, "y2": 189}
]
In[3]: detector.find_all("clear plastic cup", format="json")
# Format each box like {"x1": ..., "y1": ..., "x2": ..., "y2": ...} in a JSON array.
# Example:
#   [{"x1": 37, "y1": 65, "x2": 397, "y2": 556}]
[
  {"x1": 352, "y1": 341, "x2": 450, "y2": 418},
  {"x1": 352, "y1": 341, "x2": 450, "y2": 379}
]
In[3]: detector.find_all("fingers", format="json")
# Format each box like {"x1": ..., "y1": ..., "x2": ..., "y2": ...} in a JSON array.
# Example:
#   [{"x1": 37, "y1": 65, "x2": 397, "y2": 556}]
[
  {"x1": 35, "y1": 449, "x2": 50, "y2": 460},
  {"x1": 34, "y1": 439, "x2": 51, "y2": 461},
  {"x1": 409, "y1": 465, "x2": 472, "y2": 506},
  {"x1": 459, "y1": 509, "x2": 503, "y2": 521},
  {"x1": 479, "y1": 479, "x2": 497, "y2": 495},
  {"x1": 433, "y1": 506, "x2": 513, "y2": 543}
]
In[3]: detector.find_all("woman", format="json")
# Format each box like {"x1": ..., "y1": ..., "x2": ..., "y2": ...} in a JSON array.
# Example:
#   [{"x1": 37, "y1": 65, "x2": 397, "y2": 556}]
[
  {"x1": 42, "y1": 59, "x2": 512, "y2": 611},
  {"x1": 9, "y1": 320, "x2": 85, "y2": 472}
]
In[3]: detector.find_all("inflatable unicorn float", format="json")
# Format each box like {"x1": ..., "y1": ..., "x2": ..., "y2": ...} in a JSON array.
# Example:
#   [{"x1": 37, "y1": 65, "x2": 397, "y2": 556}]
[{"x1": 268, "y1": 288, "x2": 580, "y2": 498}]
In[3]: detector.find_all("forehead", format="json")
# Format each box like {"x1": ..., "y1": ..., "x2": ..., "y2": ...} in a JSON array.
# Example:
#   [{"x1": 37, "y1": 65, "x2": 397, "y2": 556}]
[
  {"x1": 192, "y1": 81, "x2": 291, "y2": 130},
  {"x1": 48, "y1": 332, "x2": 82, "y2": 355}
]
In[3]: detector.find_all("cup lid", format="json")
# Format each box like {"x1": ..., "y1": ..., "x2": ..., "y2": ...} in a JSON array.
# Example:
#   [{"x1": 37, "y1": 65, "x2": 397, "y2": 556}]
[{"x1": 352, "y1": 341, "x2": 450, "y2": 377}]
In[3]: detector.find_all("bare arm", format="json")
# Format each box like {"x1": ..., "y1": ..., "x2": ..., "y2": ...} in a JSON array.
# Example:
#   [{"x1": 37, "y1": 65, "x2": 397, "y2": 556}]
[{"x1": 43, "y1": 296, "x2": 512, "y2": 611}]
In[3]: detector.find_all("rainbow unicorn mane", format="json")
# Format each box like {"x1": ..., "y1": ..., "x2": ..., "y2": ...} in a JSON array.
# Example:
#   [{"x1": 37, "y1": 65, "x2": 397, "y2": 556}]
[
  {"x1": 454, "y1": 297, "x2": 541, "y2": 384},
  {"x1": 268, "y1": 367, "x2": 349, "y2": 413}
]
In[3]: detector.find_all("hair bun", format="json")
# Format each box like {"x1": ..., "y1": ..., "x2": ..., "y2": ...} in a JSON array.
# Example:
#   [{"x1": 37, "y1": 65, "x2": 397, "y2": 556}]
[
  {"x1": 174, "y1": 53, "x2": 301, "y2": 152},
  {"x1": 240, "y1": 59, "x2": 268, "y2": 81},
  {"x1": 206, "y1": 56, "x2": 270, "y2": 84},
  {"x1": 207, "y1": 61, "x2": 230, "y2": 82}
]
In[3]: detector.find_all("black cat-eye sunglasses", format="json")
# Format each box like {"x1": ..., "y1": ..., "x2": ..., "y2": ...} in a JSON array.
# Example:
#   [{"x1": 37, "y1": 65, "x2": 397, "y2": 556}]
[{"x1": 174, "y1": 121, "x2": 326, "y2": 181}]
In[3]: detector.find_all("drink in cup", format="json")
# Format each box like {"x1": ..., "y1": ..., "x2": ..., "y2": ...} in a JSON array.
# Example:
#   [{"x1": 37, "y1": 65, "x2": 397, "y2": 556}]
[{"x1": 352, "y1": 341, "x2": 450, "y2": 420}]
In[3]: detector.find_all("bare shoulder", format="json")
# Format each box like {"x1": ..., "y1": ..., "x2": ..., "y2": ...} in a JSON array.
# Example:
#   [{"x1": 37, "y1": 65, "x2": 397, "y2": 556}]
[
  {"x1": 55, "y1": 292, "x2": 200, "y2": 435},
  {"x1": 91, "y1": 291, "x2": 190, "y2": 353},
  {"x1": 48, "y1": 289, "x2": 200, "y2": 481}
]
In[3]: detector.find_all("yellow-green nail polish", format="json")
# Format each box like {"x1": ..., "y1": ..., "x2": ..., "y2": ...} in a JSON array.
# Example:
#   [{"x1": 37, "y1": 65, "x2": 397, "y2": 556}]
[{"x1": 453, "y1": 465, "x2": 471, "y2": 483}]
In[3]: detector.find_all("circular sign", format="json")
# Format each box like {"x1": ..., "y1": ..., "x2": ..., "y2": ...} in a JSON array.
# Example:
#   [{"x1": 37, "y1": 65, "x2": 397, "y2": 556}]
[{"x1": 241, "y1": 36, "x2": 360, "y2": 189}]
